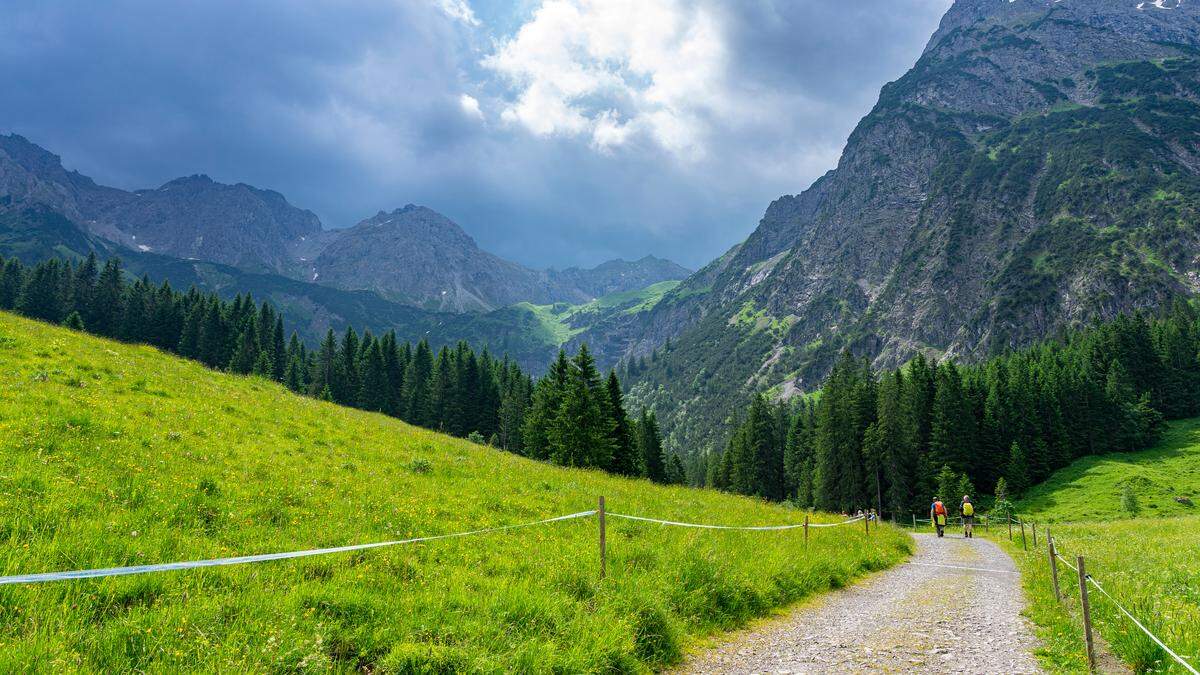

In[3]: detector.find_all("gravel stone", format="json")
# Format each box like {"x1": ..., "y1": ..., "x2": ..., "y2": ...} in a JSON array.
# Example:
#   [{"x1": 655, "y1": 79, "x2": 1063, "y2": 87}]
[{"x1": 679, "y1": 533, "x2": 1042, "y2": 674}]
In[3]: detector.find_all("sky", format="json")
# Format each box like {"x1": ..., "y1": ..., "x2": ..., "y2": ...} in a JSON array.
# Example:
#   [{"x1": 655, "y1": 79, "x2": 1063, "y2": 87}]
[{"x1": 0, "y1": 0, "x2": 952, "y2": 269}]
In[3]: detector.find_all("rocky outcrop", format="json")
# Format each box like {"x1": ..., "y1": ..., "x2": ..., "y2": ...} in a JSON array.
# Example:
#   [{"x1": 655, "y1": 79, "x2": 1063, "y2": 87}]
[{"x1": 625, "y1": 0, "x2": 1200, "y2": 457}]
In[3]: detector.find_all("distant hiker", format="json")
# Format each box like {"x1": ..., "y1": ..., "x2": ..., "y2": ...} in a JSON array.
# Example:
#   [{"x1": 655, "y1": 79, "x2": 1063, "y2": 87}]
[
  {"x1": 931, "y1": 498, "x2": 948, "y2": 537},
  {"x1": 961, "y1": 495, "x2": 975, "y2": 538}
]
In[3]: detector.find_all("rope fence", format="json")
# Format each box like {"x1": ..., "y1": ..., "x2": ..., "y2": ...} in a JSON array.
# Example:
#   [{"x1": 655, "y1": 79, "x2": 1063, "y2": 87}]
[
  {"x1": 0, "y1": 498, "x2": 875, "y2": 587},
  {"x1": 0, "y1": 511, "x2": 597, "y2": 586},
  {"x1": 1040, "y1": 534, "x2": 1198, "y2": 674}
]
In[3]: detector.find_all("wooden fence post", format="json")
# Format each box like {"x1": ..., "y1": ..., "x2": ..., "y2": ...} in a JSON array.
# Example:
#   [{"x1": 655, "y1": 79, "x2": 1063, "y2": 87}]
[
  {"x1": 864, "y1": 513, "x2": 870, "y2": 536},
  {"x1": 598, "y1": 496, "x2": 607, "y2": 581},
  {"x1": 912, "y1": 513, "x2": 916, "y2": 529},
  {"x1": 804, "y1": 514, "x2": 809, "y2": 550},
  {"x1": 1008, "y1": 517, "x2": 1013, "y2": 541},
  {"x1": 985, "y1": 515, "x2": 990, "y2": 533},
  {"x1": 1048, "y1": 536, "x2": 1061, "y2": 603},
  {"x1": 1020, "y1": 520, "x2": 1027, "y2": 551},
  {"x1": 1078, "y1": 556, "x2": 1096, "y2": 671},
  {"x1": 1032, "y1": 522, "x2": 1038, "y2": 548}
]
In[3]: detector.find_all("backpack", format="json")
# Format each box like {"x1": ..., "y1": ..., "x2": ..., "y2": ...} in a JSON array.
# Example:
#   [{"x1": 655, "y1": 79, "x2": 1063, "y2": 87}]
[
  {"x1": 933, "y1": 501, "x2": 947, "y2": 516},
  {"x1": 962, "y1": 502, "x2": 974, "y2": 516}
]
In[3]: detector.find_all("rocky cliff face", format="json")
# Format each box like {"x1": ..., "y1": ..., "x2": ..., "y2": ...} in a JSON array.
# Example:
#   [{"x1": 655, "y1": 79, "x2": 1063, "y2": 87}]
[
  {"x1": 308, "y1": 204, "x2": 552, "y2": 312},
  {"x1": 0, "y1": 135, "x2": 322, "y2": 271},
  {"x1": 625, "y1": 0, "x2": 1200, "y2": 456},
  {"x1": 306, "y1": 206, "x2": 692, "y2": 312}
]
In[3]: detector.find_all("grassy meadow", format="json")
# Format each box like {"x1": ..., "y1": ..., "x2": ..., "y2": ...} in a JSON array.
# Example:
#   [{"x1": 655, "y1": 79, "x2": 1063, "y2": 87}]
[
  {"x1": 1001, "y1": 516, "x2": 1200, "y2": 673},
  {"x1": 0, "y1": 311, "x2": 909, "y2": 672},
  {"x1": 1004, "y1": 418, "x2": 1200, "y2": 673},
  {"x1": 1020, "y1": 418, "x2": 1200, "y2": 522}
]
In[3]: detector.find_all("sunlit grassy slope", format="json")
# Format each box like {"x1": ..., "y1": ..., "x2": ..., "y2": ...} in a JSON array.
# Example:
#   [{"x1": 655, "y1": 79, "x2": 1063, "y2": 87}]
[
  {"x1": 1001, "y1": 516, "x2": 1200, "y2": 673},
  {"x1": 1019, "y1": 418, "x2": 1200, "y2": 522},
  {"x1": 0, "y1": 311, "x2": 908, "y2": 672},
  {"x1": 1007, "y1": 420, "x2": 1200, "y2": 672}
]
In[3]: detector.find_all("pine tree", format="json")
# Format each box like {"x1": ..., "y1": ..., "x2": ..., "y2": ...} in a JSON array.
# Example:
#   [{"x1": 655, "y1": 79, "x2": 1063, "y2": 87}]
[
  {"x1": 868, "y1": 370, "x2": 915, "y2": 517},
  {"x1": 604, "y1": 371, "x2": 639, "y2": 476},
  {"x1": 17, "y1": 259, "x2": 65, "y2": 323},
  {"x1": 0, "y1": 257, "x2": 25, "y2": 310},
  {"x1": 358, "y1": 338, "x2": 388, "y2": 412},
  {"x1": 929, "y1": 362, "x2": 973, "y2": 475},
  {"x1": 336, "y1": 327, "x2": 360, "y2": 405},
  {"x1": 403, "y1": 340, "x2": 435, "y2": 427},
  {"x1": 637, "y1": 410, "x2": 667, "y2": 483},
  {"x1": 70, "y1": 252, "x2": 98, "y2": 319},
  {"x1": 549, "y1": 345, "x2": 613, "y2": 468},
  {"x1": 667, "y1": 453, "x2": 687, "y2": 485},
  {"x1": 310, "y1": 329, "x2": 339, "y2": 397},
  {"x1": 523, "y1": 350, "x2": 569, "y2": 460},
  {"x1": 430, "y1": 346, "x2": 455, "y2": 431},
  {"x1": 63, "y1": 310, "x2": 85, "y2": 330},
  {"x1": 1005, "y1": 442, "x2": 1031, "y2": 496},
  {"x1": 92, "y1": 258, "x2": 125, "y2": 337},
  {"x1": 227, "y1": 320, "x2": 259, "y2": 374}
]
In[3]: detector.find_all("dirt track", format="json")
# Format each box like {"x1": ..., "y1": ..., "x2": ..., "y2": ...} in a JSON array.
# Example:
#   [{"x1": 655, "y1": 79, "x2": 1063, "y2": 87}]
[{"x1": 680, "y1": 533, "x2": 1042, "y2": 674}]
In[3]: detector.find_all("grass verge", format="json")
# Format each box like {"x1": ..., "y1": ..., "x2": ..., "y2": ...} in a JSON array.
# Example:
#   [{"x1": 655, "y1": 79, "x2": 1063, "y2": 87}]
[
  {"x1": 994, "y1": 517, "x2": 1200, "y2": 673},
  {"x1": 0, "y1": 311, "x2": 910, "y2": 672}
]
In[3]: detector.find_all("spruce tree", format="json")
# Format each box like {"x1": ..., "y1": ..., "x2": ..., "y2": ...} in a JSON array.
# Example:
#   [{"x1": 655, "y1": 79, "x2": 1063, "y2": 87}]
[
  {"x1": 0, "y1": 257, "x2": 25, "y2": 310},
  {"x1": 63, "y1": 310, "x2": 85, "y2": 330},
  {"x1": 523, "y1": 350, "x2": 570, "y2": 460},
  {"x1": 637, "y1": 410, "x2": 667, "y2": 482},
  {"x1": 1005, "y1": 442, "x2": 1031, "y2": 496},
  {"x1": 549, "y1": 345, "x2": 612, "y2": 468},
  {"x1": 604, "y1": 371, "x2": 639, "y2": 476},
  {"x1": 92, "y1": 258, "x2": 125, "y2": 337},
  {"x1": 358, "y1": 339, "x2": 388, "y2": 412},
  {"x1": 403, "y1": 340, "x2": 435, "y2": 427}
]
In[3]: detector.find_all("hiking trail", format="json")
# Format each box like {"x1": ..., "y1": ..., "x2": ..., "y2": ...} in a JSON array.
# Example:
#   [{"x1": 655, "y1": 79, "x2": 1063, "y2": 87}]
[{"x1": 680, "y1": 533, "x2": 1042, "y2": 674}]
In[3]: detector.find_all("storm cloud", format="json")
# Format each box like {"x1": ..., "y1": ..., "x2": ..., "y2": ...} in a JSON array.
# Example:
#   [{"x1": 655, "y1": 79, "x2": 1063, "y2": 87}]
[{"x1": 0, "y1": 0, "x2": 951, "y2": 268}]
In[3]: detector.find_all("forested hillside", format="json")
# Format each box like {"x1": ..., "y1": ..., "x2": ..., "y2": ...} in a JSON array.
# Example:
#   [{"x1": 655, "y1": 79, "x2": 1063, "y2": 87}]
[
  {"x1": 708, "y1": 303, "x2": 1200, "y2": 517},
  {"x1": 624, "y1": 0, "x2": 1200, "y2": 461},
  {"x1": 0, "y1": 252, "x2": 685, "y2": 485},
  {"x1": 0, "y1": 311, "x2": 909, "y2": 672}
]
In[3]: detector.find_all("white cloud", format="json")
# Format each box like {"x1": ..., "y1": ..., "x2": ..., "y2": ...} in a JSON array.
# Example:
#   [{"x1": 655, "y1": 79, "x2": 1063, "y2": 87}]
[
  {"x1": 459, "y1": 93, "x2": 483, "y2": 119},
  {"x1": 435, "y1": 0, "x2": 479, "y2": 26},
  {"x1": 483, "y1": 0, "x2": 728, "y2": 159}
]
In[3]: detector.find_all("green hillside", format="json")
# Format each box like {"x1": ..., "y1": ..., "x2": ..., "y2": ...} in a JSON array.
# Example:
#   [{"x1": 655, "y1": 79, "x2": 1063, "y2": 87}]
[
  {"x1": 512, "y1": 280, "x2": 682, "y2": 345},
  {"x1": 1019, "y1": 418, "x2": 1200, "y2": 522},
  {"x1": 0, "y1": 311, "x2": 907, "y2": 672},
  {"x1": 1008, "y1": 419, "x2": 1200, "y2": 672}
]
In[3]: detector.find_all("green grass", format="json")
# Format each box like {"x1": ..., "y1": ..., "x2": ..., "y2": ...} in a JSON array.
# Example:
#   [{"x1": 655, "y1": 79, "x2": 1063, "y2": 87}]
[
  {"x1": 998, "y1": 517, "x2": 1200, "y2": 673},
  {"x1": 1005, "y1": 418, "x2": 1200, "y2": 673},
  {"x1": 1020, "y1": 418, "x2": 1200, "y2": 522},
  {"x1": 0, "y1": 312, "x2": 910, "y2": 672},
  {"x1": 512, "y1": 281, "x2": 682, "y2": 346}
]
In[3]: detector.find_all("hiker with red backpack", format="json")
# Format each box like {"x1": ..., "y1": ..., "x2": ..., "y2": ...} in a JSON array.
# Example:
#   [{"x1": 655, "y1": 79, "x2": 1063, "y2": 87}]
[{"x1": 930, "y1": 497, "x2": 948, "y2": 537}]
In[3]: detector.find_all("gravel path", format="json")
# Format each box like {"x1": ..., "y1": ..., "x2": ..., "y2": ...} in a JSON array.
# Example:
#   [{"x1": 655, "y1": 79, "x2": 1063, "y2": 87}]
[{"x1": 680, "y1": 533, "x2": 1042, "y2": 674}]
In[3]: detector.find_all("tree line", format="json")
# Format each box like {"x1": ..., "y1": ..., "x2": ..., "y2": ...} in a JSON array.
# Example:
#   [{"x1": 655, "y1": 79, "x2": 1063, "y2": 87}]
[
  {"x1": 0, "y1": 253, "x2": 684, "y2": 483},
  {"x1": 710, "y1": 302, "x2": 1200, "y2": 516}
]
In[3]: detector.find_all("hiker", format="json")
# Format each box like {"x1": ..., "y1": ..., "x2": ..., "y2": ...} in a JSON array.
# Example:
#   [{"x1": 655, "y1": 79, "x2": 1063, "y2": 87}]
[
  {"x1": 930, "y1": 497, "x2": 948, "y2": 537},
  {"x1": 961, "y1": 495, "x2": 975, "y2": 538}
]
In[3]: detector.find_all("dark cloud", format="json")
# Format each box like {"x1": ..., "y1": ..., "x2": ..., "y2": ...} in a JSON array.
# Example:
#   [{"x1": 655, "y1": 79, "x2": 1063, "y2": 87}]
[{"x1": 0, "y1": 0, "x2": 950, "y2": 269}]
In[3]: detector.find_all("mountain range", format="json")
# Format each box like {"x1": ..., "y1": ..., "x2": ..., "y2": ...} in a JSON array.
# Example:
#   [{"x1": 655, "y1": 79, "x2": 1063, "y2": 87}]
[
  {"x1": 0, "y1": 133, "x2": 690, "y2": 370},
  {"x1": 5, "y1": 0, "x2": 1200, "y2": 461},
  {"x1": 0, "y1": 133, "x2": 688, "y2": 311}
]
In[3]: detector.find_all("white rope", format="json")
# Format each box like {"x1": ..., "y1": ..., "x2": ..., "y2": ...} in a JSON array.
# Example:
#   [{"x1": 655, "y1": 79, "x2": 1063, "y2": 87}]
[
  {"x1": 1054, "y1": 552, "x2": 1078, "y2": 574},
  {"x1": 906, "y1": 561, "x2": 1018, "y2": 575},
  {"x1": 1086, "y1": 576, "x2": 1200, "y2": 674},
  {"x1": 1052, "y1": 546, "x2": 1197, "y2": 674},
  {"x1": 605, "y1": 512, "x2": 864, "y2": 530},
  {"x1": 0, "y1": 510, "x2": 597, "y2": 586}
]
